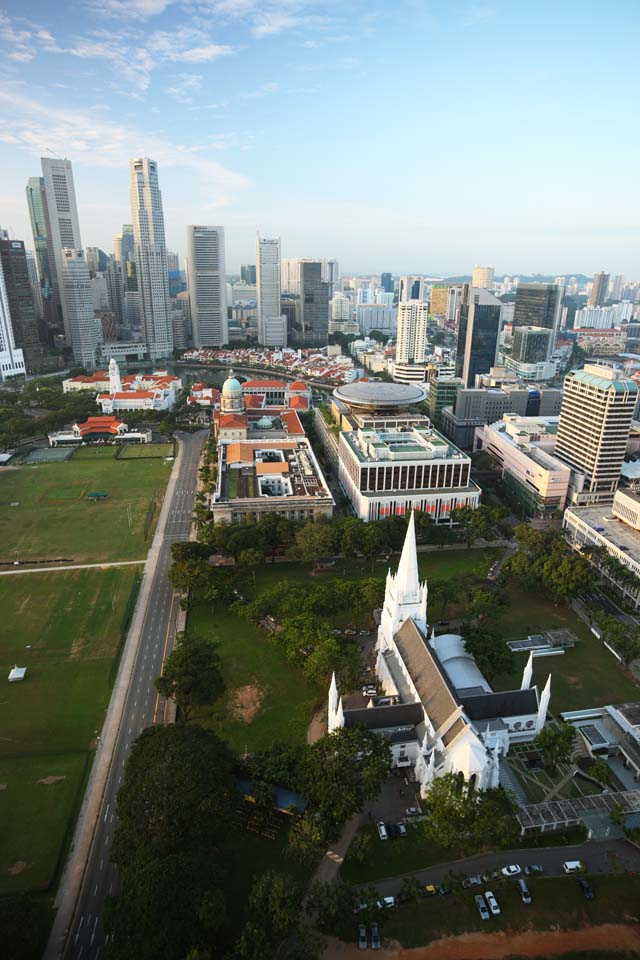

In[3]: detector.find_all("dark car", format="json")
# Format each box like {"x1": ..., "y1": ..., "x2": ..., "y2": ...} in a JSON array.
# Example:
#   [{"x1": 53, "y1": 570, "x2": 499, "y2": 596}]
[
  {"x1": 437, "y1": 884, "x2": 452, "y2": 896},
  {"x1": 578, "y1": 878, "x2": 594, "y2": 901},
  {"x1": 358, "y1": 926, "x2": 367, "y2": 950},
  {"x1": 461, "y1": 875, "x2": 482, "y2": 889},
  {"x1": 370, "y1": 922, "x2": 381, "y2": 950},
  {"x1": 524, "y1": 864, "x2": 544, "y2": 876}
]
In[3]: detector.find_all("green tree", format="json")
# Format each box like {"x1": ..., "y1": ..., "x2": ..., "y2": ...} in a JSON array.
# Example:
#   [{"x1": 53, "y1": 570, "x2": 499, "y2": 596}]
[
  {"x1": 466, "y1": 588, "x2": 509, "y2": 627},
  {"x1": 287, "y1": 815, "x2": 328, "y2": 864},
  {"x1": 155, "y1": 634, "x2": 224, "y2": 721},
  {"x1": 421, "y1": 773, "x2": 476, "y2": 849},
  {"x1": 248, "y1": 870, "x2": 299, "y2": 940},
  {"x1": 339, "y1": 518, "x2": 364, "y2": 559},
  {"x1": 294, "y1": 520, "x2": 339, "y2": 562},
  {"x1": 461, "y1": 623, "x2": 513, "y2": 681},
  {"x1": 307, "y1": 880, "x2": 355, "y2": 932},
  {"x1": 534, "y1": 723, "x2": 577, "y2": 772},
  {"x1": 234, "y1": 921, "x2": 271, "y2": 960},
  {"x1": 347, "y1": 828, "x2": 373, "y2": 865}
]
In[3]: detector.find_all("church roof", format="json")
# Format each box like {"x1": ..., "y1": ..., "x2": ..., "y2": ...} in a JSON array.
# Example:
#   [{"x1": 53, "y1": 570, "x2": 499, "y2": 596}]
[
  {"x1": 342, "y1": 701, "x2": 424, "y2": 730},
  {"x1": 394, "y1": 618, "x2": 461, "y2": 735},
  {"x1": 460, "y1": 688, "x2": 539, "y2": 720},
  {"x1": 441, "y1": 716, "x2": 466, "y2": 746}
]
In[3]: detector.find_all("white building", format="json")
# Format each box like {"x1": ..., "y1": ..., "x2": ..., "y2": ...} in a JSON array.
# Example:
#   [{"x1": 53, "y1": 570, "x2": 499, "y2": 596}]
[
  {"x1": 41, "y1": 157, "x2": 82, "y2": 347},
  {"x1": 358, "y1": 304, "x2": 397, "y2": 336},
  {"x1": 330, "y1": 293, "x2": 352, "y2": 322},
  {"x1": 471, "y1": 265, "x2": 495, "y2": 289},
  {"x1": 256, "y1": 234, "x2": 286, "y2": 347},
  {"x1": 395, "y1": 300, "x2": 428, "y2": 365},
  {"x1": 0, "y1": 257, "x2": 26, "y2": 381},
  {"x1": 399, "y1": 276, "x2": 427, "y2": 302},
  {"x1": 574, "y1": 303, "x2": 635, "y2": 329},
  {"x1": 130, "y1": 157, "x2": 173, "y2": 359},
  {"x1": 61, "y1": 249, "x2": 102, "y2": 368},
  {"x1": 186, "y1": 225, "x2": 228, "y2": 347},
  {"x1": 329, "y1": 514, "x2": 551, "y2": 794}
]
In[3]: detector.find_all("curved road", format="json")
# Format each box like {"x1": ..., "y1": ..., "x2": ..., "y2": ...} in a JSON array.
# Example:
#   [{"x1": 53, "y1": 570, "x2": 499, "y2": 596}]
[{"x1": 58, "y1": 430, "x2": 207, "y2": 960}]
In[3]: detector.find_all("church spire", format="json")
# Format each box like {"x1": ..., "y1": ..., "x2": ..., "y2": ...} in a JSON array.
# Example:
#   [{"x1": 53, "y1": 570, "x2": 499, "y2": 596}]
[{"x1": 396, "y1": 510, "x2": 420, "y2": 602}]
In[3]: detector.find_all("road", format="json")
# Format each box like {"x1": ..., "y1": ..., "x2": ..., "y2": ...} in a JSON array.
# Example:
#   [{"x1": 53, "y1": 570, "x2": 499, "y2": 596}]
[{"x1": 62, "y1": 430, "x2": 206, "y2": 960}]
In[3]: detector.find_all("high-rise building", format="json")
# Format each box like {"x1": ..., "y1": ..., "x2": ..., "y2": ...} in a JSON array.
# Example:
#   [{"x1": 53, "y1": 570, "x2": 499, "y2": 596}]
[
  {"x1": 399, "y1": 276, "x2": 426, "y2": 302},
  {"x1": 280, "y1": 258, "x2": 329, "y2": 346},
  {"x1": 395, "y1": 300, "x2": 428, "y2": 365},
  {"x1": 380, "y1": 272, "x2": 393, "y2": 294},
  {"x1": 256, "y1": 234, "x2": 286, "y2": 347},
  {"x1": 512, "y1": 282, "x2": 564, "y2": 359},
  {"x1": 610, "y1": 274, "x2": 625, "y2": 301},
  {"x1": 186, "y1": 225, "x2": 228, "y2": 347},
  {"x1": 321, "y1": 258, "x2": 340, "y2": 299},
  {"x1": 25, "y1": 250, "x2": 44, "y2": 322},
  {"x1": 589, "y1": 271, "x2": 610, "y2": 307},
  {"x1": 455, "y1": 285, "x2": 502, "y2": 387},
  {"x1": 429, "y1": 284, "x2": 449, "y2": 316},
  {"x1": 0, "y1": 257, "x2": 26, "y2": 382},
  {"x1": 60, "y1": 248, "x2": 102, "y2": 367},
  {"x1": 471, "y1": 265, "x2": 494, "y2": 289},
  {"x1": 240, "y1": 263, "x2": 256, "y2": 285},
  {"x1": 40, "y1": 158, "x2": 82, "y2": 347},
  {"x1": 25, "y1": 176, "x2": 59, "y2": 332},
  {"x1": 113, "y1": 225, "x2": 134, "y2": 264},
  {"x1": 166, "y1": 251, "x2": 180, "y2": 272},
  {"x1": 0, "y1": 233, "x2": 44, "y2": 371},
  {"x1": 511, "y1": 326, "x2": 551, "y2": 364},
  {"x1": 130, "y1": 157, "x2": 173, "y2": 359},
  {"x1": 428, "y1": 377, "x2": 464, "y2": 428},
  {"x1": 330, "y1": 292, "x2": 351, "y2": 322},
  {"x1": 555, "y1": 363, "x2": 637, "y2": 505},
  {"x1": 85, "y1": 247, "x2": 107, "y2": 276}
]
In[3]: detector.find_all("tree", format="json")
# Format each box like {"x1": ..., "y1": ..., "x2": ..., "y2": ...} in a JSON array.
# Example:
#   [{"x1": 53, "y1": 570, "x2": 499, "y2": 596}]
[
  {"x1": 307, "y1": 880, "x2": 355, "y2": 932},
  {"x1": 589, "y1": 756, "x2": 612, "y2": 786},
  {"x1": 347, "y1": 828, "x2": 373, "y2": 865},
  {"x1": 302, "y1": 727, "x2": 391, "y2": 828},
  {"x1": 155, "y1": 634, "x2": 224, "y2": 721},
  {"x1": 367, "y1": 329, "x2": 389, "y2": 344},
  {"x1": 339, "y1": 518, "x2": 364, "y2": 559},
  {"x1": 422, "y1": 775, "x2": 518, "y2": 853},
  {"x1": 534, "y1": 723, "x2": 577, "y2": 772},
  {"x1": 287, "y1": 815, "x2": 328, "y2": 864},
  {"x1": 461, "y1": 623, "x2": 513, "y2": 681},
  {"x1": 248, "y1": 870, "x2": 299, "y2": 941},
  {"x1": 597, "y1": 615, "x2": 640, "y2": 667},
  {"x1": 466, "y1": 588, "x2": 509, "y2": 627},
  {"x1": 294, "y1": 521, "x2": 339, "y2": 563},
  {"x1": 234, "y1": 921, "x2": 271, "y2": 960}
]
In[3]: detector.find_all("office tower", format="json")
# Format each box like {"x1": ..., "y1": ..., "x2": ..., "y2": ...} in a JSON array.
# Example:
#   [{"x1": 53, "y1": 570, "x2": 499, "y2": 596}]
[
  {"x1": 85, "y1": 247, "x2": 107, "y2": 276},
  {"x1": 256, "y1": 234, "x2": 286, "y2": 346},
  {"x1": 455, "y1": 285, "x2": 502, "y2": 387},
  {"x1": 0, "y1": 233, "x2": 43, "y2": 371},
  {"x1": 589, "y1": 271, "x2": 610, "y2": 307},
  {"x1": 610, "y1": 274, "x2": 625, "y2": 301},
  {"x1": 429, "y1": 377, "x2": 464, "y2": 428},
  {"x1": 172, "y1": 291, "x2": 191, "y2": 350},
  {"x1": 130, "y1": 157, "x2": 173, "y2": 359},
  {"x1": 60, "y1": 249, "x2": 101, "y2": 367},
  {"x1": 240, "y1": 263, "x2": 256, "y2": 285},
  {"x1": 429, "y1": 284, "x2": 449, "y2": 316},
  {"x1": 113, "y1": 225, "x2": 134, "y2": 264},
  {"x1": 375, "y1": 290, "x2": 394, "y2": 308},
  {"x1": 399, "y1": 275, "x2": 426, "y2": 302},
  {"x1": 330, "y1": 293, "x2": 351, "y2": 322},
  {"x1": 555, "y1": 363, "x2": 637, "y2": 505},
  {"x1": 40, "y1": 158, "x2": 83, "y2": 346},
  {"x1": 0, "y1": 258, "x2": 26, "y2": 381},
  {"x1": 512, "y1": 282, "x2": 564, "y2": 359},
  {"x1": 321, "y1": 258, "x2": 340, "y2": 299},
  {"x1": 105, "y1": 258, "x2": 125, "y2": 326},
  {"x1": 381, "y1": 272, "x2": 393, "y2": 294},
  {"x1": 166, "y1": 251, "x2": 180, "y2": 272},
  {"x1": 511, "y1": 326, "x2": 551, "y2": 364},
  {"x1": 186, "y1": 225, "x2": 228, "y2": 347},
  {"x1": 447, "y1": 285, "x2": 463, "y2": 323},
  {"x1": 124, "y1": 260, "x2": 141, "y2": 328},
  {"x1": 280, "y1": 258, "x2": 329, "y2": 346},
  {"x1": 25, "y1": 250, "x2": 44, "y2": 321},
  {"x1": 471, "y1": 265, "x2": 494, "y2": 289},
  {"x1": 395, "y1": 300, "x2": 428, "y2": 364},
  {"x1": 25, "y1": 176, "x2": 59, "y2": 331}
]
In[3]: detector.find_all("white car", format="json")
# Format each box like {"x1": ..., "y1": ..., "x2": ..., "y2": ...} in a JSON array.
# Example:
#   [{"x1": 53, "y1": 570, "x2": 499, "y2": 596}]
[
  {"x1": 501, "y1": 864, "x2": 521, "y2": 877},
  {"x1": 377, "y1": 821, "x2": 388, "y2": 840},
  {"x1": 484, "y1": 891, "x2": 501, "y2": 917},
  {"x1": 474, "y1": 894, "x2": 490, "y2": 920},
  {"x1": 376, "y1": 896, "x2": 395, "y2": 909}
]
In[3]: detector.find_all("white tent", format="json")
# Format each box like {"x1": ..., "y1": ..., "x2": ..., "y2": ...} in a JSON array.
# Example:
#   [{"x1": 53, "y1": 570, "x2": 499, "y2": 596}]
[{"x1": 8, "y1": 665, "x2": 26, "y2": 682}]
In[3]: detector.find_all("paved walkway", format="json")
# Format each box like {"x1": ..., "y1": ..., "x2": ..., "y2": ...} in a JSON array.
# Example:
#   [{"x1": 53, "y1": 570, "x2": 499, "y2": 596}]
[
  {"x1": 0, "y1": 559, "x2": 146, "y2": 575},
  {"x1": 309, "y1": 814, "x2": 365, "y2": 890}
]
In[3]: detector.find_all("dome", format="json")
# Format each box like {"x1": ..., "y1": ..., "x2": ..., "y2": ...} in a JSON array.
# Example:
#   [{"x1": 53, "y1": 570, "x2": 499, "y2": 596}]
[{"x1": 222, "y1": 369, "x2": 242, "y2": 398}]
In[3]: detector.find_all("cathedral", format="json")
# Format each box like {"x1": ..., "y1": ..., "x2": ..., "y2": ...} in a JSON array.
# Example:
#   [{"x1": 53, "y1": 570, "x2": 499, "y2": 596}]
[{"x1": 328, "y1": 512, "x2": 551, "y2": 794}]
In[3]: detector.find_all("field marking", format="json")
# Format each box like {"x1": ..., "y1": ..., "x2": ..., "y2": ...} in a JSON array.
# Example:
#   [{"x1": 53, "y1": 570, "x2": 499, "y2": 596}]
[{"x1": 0, "y1": 560, "x2": 146, "y2": 576}]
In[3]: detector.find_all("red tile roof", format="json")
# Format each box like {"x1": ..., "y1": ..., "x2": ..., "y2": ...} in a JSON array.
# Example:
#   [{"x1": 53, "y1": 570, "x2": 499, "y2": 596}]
[
  {"x1": 242, "y1": 379, "x2": 287, "y2": 389},
  {"x1": 288, "y1": 380, "x2": 309, "y2": 392},
  {"x1": 220, "y1": 414, "x2": 248, "y2": 429},
  {"x1": 289, "y1": 395, "x2": 309, "y2": 410},
  {"x1": 280, "y1": 411, "x2": 304, "y2": 435}
]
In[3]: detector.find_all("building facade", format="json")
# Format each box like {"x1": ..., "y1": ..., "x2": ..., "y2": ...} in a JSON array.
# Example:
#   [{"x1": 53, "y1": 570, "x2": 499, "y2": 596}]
[
  {"x1": 40, "y1": 158, "x2": 83, "y2": 348},
  {"x1": 395, "y1": 300, "x2": 428, "y2": 366},
  {"x1": 60, "y1": 249, "x2": 102, "y2": 368},
  {"x1": 0, "y1": 234, "x2": 43, "y2": 371},
  {"x1": 512, "y1": 282, "x2": 564, "y2": 360},
  {"x1": 0, "y1": 257, "x2": 26, "y2": 381},
  {"x1": 186, "y1": 225, "x2": 228, "y2": 347},
  {"x1": 471, "y1": 265, "x2": 494, "y2": 289},
  {"x1": 25, "y1": 175, "x2": 59, "y2": 333},
  {"x1": 256, "y1": 234, "x2": 286, "y2": 347},
  {"x1": 455, "y1": 286, "x2": 502, "y2": 387},
  {"x1": 589, "y1": 271, "x2": 610, "y2": 307}
]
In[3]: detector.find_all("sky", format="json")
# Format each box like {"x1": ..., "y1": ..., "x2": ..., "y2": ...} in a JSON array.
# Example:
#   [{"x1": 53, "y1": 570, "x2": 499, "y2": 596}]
[{"x1": 0, "y1": 0, "x2": 639, "y2": 276}]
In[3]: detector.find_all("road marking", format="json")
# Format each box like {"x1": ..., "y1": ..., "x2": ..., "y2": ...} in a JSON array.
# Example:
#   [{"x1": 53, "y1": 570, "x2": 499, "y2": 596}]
[
  {"x1": 153, "y1": 591, "x2": 176, "y2": 724},
  {"x1": 90, "y1": 917, "x2": 98, "y2": 945},
  {"x1": 74, "y1": 917, "x2": 84, "y2": 943},
  {"x1": 93, "y1": 885, "x2": 98, "y2": 897},
  {"x1": 109, "y1": 882, "x2": 113, "y2": 894},
  {"x1": 100, "y1": 859, "x2": 103, "y2": 871},
  {"x1": 103, "y1": 803, "x2": 110, "y2": 822},
  {"x1": 110, "y1": 813, "x2": 114, "y2": 823}
]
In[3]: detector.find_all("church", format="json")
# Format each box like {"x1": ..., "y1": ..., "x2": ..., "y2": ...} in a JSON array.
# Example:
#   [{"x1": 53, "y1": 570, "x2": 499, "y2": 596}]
[{"x1": 328, "y1": 512, "x2": 551, "y2": 794}]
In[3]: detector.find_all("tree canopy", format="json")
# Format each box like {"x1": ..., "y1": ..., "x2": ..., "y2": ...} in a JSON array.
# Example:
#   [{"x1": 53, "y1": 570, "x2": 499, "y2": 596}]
[{"x1": 155, "y1": 633, "x2": 225, "y2": 721}]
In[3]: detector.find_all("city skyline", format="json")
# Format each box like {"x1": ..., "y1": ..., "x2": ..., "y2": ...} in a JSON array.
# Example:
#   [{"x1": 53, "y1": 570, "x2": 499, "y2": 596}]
[{"x1": 0, "y1": 1, "x2": 639, "y2": 273}]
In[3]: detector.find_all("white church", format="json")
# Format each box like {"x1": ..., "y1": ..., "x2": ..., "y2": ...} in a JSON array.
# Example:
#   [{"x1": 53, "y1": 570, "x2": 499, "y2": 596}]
[{"x1": 328, "y1": 512, "x2": 551, "y2": 794}]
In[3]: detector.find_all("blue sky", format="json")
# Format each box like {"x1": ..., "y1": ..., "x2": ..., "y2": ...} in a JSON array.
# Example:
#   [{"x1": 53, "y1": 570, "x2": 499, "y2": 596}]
[{"x1": 0, "y1": 0, "x2": 639, "y2": 275}]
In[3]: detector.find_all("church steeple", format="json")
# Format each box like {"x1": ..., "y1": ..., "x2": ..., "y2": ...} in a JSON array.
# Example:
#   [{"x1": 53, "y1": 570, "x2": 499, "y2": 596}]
[
  {"x1": 396, "y1": 510, "x2": 420, "y2": 604},
  {"x1": 376, "y1": 510, "x2": 428, "y2": 651}
]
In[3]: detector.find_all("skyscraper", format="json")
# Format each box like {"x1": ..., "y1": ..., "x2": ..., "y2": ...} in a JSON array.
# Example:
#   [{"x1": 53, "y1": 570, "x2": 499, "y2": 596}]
[
  {"x1": 60, "y1": 248, "x2": 101, "y2": 367},
  {"x1": 186, "y1": 225, "x2": 228, "y2": 347},
  {"x1": 380, "y1": 272, "x2": 393, "y2": 294},
  {"x1": 130, "y1": 157, "x2": 173, "y2": 359},
  {"x1": 0, "y1": 232, "x2": 43, "y2": 371},
  {"x1": 429, "y1": 284, "x2": 449, "y2": 316},
  {"x1": 256, "y1": 234, "x2": 286, "y2": 347},
  {"x1": 511, "y1": 326, "x2": 551, "y2": 364},
  {"x1": 40, "y1": 158, "x2": 82, "y2": 346},
  {"x1": 113, "y1": 225, "x2": 134, "y2": 264},
  {"x1": 399, "y1": 276, "x2": 426, "y2": 302},
  {"x1": 25, "y1": 176, "x2": 59, "y2": 332},
  {"x1": 280, "y1": 258, "x2": 329, "y2": 347},
  {"x1": 610, "y1": 274, "x2": 625, "y2": 301},
  {"x1": 512, "y1": 282, "x2": 564, "y2": 359},
  {"x1": 25, "y1": 250, "x2": 44, "y2": 322},
  {"x1": 395, "y1": 300, "x2": 428, "y2": 364},
  {"x1": 455, "y1": 285, "x2": 502, "y2": 387},
  {"x1": 471, "y1": 265, "x2": 494, "y2": 289},
  {"x1": 0, "y1": 257, "x2": 26, "y2": 382},
  {"x1": 555, "y1": 363, "x2": 637, "y2": 504},
  {"x1": 240, "y1": 263, "x2": 256, "y2": 285},
  {"x1": 589, "y1": 271, "x2": 610, "y2": 307},
  {"x1": 321, "y1": 258, "x2": 340, "y2": 299}
]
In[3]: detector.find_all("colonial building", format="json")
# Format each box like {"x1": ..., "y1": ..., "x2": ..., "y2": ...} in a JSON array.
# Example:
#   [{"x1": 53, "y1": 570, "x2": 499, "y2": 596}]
[
  {"x1": 48, "y1": 415, "x2": 152, "y2": 446},
  {"x1": 328, "y1": 513, "x2": 551, "y2": 793}
]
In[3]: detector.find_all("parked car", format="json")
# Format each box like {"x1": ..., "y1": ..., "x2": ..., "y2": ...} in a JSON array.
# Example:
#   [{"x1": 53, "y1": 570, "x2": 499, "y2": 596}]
[
  {"x1": 524, "y1": 864, "x2": 544, "y2": 876},
  {"x1": 424, "y1": 884, "x2": 437, "y2": 897},
  {"x1": 518, "y1": 878, "x2": 532, "y2": 905},
  {"x1": 397, "y1": 821, "x2": 407, "y2": 837},
  {"x1": 474, "y1": 894, "x2": 490, "y2": 920},
  {"x1": 344, "y1": 629, "x2": 357, "y2": 636},
  {"x1": 377, "y1": 821, "x2": 388, "y2": 841},
  {"x1": 358, "y1": 926, "x2": 367, "y2": 950},
  {"x1": 377, "y1": 896, "x2": 395, "y2": 909},
  {"x1": 405, "y1": 806, "x2": 420, "y2": 816},
  {"x1": 359, "y1": 629, "x2": 369, "y2": 636},
  {"x1": 578, "y1": 878, "x2": 595, "y2": 901},
  {"x1": 462, "y1": 875, "x2": 482, "y2": 889},
  {"x1": 370, "y1": 922, "x2": 381, "y2": 950},
  {"x1": 437, "y1": 884, "x2": 452, "y2": 896},
  {"x1": 563, "y1": 860, "x2": 585, "y2": 874},
  {"x1": 501, "y1": 864, "x2": 521, "y2": 877},
  {"x1": 484, "y1": 891, "x2": 501, "y2": 917}
]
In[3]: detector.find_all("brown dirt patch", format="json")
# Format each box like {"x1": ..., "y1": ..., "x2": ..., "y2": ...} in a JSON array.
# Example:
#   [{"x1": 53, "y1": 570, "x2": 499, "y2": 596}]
[
  {"x1": 307, "y1": 704, "x2": 327, "y2": 744},
  {"x1": 37, "y1": 775, "x2": 66, "y2": 786},
  {"x1": 565, "y1": 676, "x2": 581, "y2": 686},
  {"x1": 0, "y1": 784, "x2": 7, "y2": 791},
  {"x1": 7, "y1": 861, "x2": 28, "y2": 876},
  {"x1": 69, "y1": 637, "x2": 86, "y2": 659},
  {"x1": 230, "y1": 684, "x2": 264, "y2": 724},
  {"x1": 323, "y1": 923, "x2": 640, "y2": 959}
]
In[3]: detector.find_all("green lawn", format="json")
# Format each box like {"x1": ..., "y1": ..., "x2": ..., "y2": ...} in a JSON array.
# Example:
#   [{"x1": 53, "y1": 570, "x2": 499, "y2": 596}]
[
  {"x1": 373, "y1": 876, "x2": 640, "y2": 949},
  {"x1": 70, "y1": 447, "x2": 117, "y2": 460},
  {"x1": 0, "y1": 454, "x2": 171, "y2": 562},
  {"x1": 118, "y1": 443, "x2": 174, "y2": 459},
  {"x1": 493, "y1": 588, "x2": 640, "y2": 712},
  {"x1": 342, "y1": 823, "x2": 461, "y2": 884},
  {"x1": 186, "y1": 606, "x2": 322, "y2": 754}
]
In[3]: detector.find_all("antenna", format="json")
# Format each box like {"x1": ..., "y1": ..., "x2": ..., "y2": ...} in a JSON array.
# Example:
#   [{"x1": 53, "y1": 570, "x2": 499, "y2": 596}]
[{"x1": 45, "y1": 147, "x2": 64, "y2": 159}]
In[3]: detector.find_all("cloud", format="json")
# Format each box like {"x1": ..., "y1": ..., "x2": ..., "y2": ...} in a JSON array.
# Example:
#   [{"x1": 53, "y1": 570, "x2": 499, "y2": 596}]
[
  {"x1": 147, "y1": 29, "x2": 234, "y2": 62},
  {"x1": 462, "y1": 5, "x2": 496, "y2": 27},
  {"x1": 241, "y1": 81, "x2": 279, "y2": 98},
  {"x1": 251, "y1": 12, "x2": 300, "y2": 37},
  {"x1": 302, "y1": 39, "x2": 323, "y2": 47},
  {"x1": 164, "y1": 73, "x2": 203, "y2": 104},
  {"x1": 84, "y1": 0, "x2": 176, "y2": 18}
]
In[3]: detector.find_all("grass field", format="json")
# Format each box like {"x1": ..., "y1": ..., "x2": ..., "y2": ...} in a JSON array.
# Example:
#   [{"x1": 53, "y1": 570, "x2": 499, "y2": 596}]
[
  {"x1": 118, "y1": 442, "x2": 174, "y2": 459},
  {"x1": 0, "y1": 453, "x2": 171, "y2": 562},
  {"x1": 0, "y1": 568, "x2": 140, "y2": 894}
]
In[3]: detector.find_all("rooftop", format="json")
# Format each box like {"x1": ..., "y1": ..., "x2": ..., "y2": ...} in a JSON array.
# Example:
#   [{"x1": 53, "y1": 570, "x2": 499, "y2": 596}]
[
  {"x1": 218, "y1": 439, "x2": 332, "y2": 503},
  {"x1": 342, "y1": 422, "x2": 469, "y2": 465},
  {"x1": 333, "y1": 380, "x2": 427, "y2": 411},
  {"x1": 565, "y1": 502, "x2": 640, "y2": 566}
]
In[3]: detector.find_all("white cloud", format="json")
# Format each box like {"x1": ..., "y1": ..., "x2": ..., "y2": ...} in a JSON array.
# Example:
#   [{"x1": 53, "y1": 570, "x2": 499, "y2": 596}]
[
  {"x1": 163, "y1": 73, "x2": 203, "y2": 104},
  {"x1": 462, "y1": 5, "x2": 496, "y2": 27},
  {"x1": 85, "y1": 0, "x2": 176, "y2": 19},
  {"x1": 251, "y1": 12, "x2": 299, "y2": 37},
  {"x1": 302, "y1": 39, "x2": 323, "y2": 47},
  {"x1": 241, "y1": 81, "x2": 279, "y2": 98}
]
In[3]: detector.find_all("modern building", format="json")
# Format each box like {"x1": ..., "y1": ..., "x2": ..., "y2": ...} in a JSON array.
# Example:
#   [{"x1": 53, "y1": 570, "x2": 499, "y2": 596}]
[
  {"x1": 589, "y1": 271, "x2": 610, "y2": 307},
  {"x1": 256, "y1": 234, "x2": 286, "y2": 347},
  {"x1": 511, "y1": 326, "x2": 551, "y2": 364},
  {"x1": 396, "y1": 300, "x2": 428, "y2": 365},
  {"x1": 512, "y1": 282, "x2": 564, "y2": 359},
  {"x1": 25, "y1": 175, "x2": 59, "y2": 332},
  {"x1": 428, "y1": 377, "x2": 464, "y2": 428},
  {"x1": 240, "y1": 264, "x2": 256, "y2": 285},
  {"x1": 328, "y1": 514, "x2": 551, "y2": 793},
  {"x1": 0, "y1": 233, "x2": 43, "y2": 371},
  {"x1": 471, "y1": 265, "x2": 494, "y2": 289},
  {"x1": 321, "y1": 258, "x2": 340, "y2": 299},
  {"x1": 281, "y1": 258, "x2": 329, "y2": 347},
  {"x1": 130, "y1": 157, "x2": 173, "y2": 359},
  {"x1": 399, "y1": 276, "x2": 426, "y2": 302},
  {"x1": 0, "y1": 257, "x2": 26, "y2": 381},
  {"x1": 60, "y1": 249, "x2": 102, "y2": 368},
  {"x1": 574, "y1": 303, "x2": 634, "y2": 329},
  {"x1": 610, "y1": 274, "x2": 625, "y2": 301},
  {"x1": 186, "y1": 225, "x2": 228, "y2": 347},
  {"x1": 475, "y1": 415, "x2": 571, "y2": 516},
  {"x1": 555, "y1": 363, "x2": 638, "y2": 505},
  {"x1": 380, "y1": 272, "x2": 393, "y2": 294},
  {"x1": 113, "y1": 224, "x2": 134, "y2": 265},
  {"x1": 358, "y1": 304, "x2": 396, "y2": 336},
  {"x1": 25, "y1": 250, "x2": 44, "y2": 322},
  {"x1": 455, "y1": 285, "x2": 502, "y2": 387},
  {"x1": 40, "y1": 157, "x2": 83, "y2": 348},
  {"x1": 441, "y1": 382, "x2": 563, "y2": 450},
  {"x1": 428, "y1": 284, "x2": 449, "y2": 316}
]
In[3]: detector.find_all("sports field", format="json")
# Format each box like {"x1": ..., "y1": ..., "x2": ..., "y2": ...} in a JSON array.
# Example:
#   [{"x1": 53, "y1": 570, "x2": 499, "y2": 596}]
[
  {"x1": 119, "y1": 442, "x2": 175, "y2": 459},
  {"x1": 0, "y1": 567, "x2": 140, "y2": 893},
  {"x1": 0, "y1": 451, "x2": 172, "y2": 563}
]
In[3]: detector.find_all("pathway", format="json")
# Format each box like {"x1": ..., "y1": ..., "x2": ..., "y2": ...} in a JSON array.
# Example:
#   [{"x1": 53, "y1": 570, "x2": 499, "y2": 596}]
[{"x1": 0, "y1": 559, "x2": 146, "y2": 575}]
